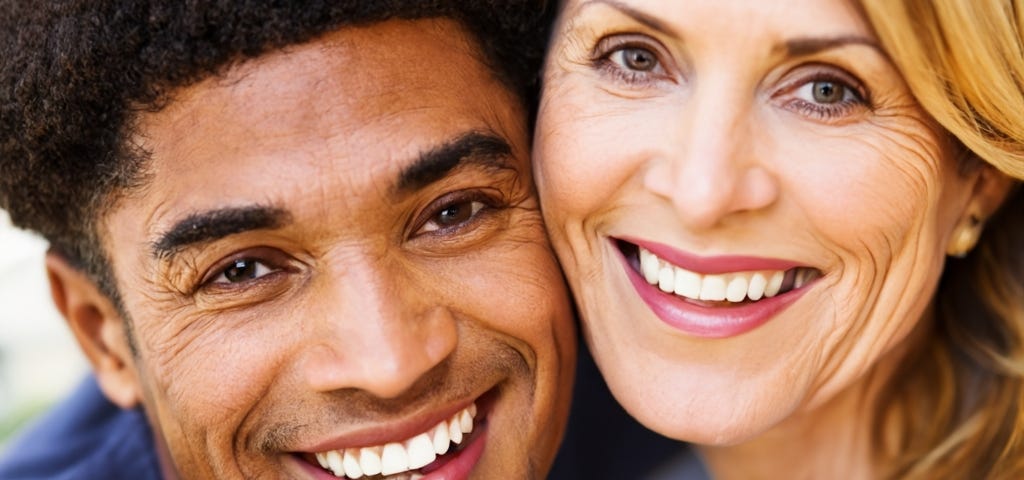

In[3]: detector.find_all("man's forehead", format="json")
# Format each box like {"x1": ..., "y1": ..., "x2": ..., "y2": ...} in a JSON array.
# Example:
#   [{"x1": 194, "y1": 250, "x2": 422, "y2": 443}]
[
  {"x1": 136, "y1": 22, "x2": 509, "y2": 175},
  {"x1": 107, "y1": 18, "x2": 527, "y2": 258},
  {"x1": 139, "y1": 18, "x2": 499, "y2": 149}
]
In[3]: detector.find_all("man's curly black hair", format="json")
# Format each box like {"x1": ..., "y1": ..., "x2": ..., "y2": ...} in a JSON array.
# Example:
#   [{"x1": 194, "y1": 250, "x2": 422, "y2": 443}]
[{"x1": 0, "y1": 0, "x2": 551, "y2": 301}]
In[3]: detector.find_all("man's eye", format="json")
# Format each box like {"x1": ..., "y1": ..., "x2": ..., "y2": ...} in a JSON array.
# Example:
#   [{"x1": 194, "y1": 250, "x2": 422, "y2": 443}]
[
  {"x1": 610, "y1": 46, "x2": 660, "y2": 72},
  {"x1": 420, "y1": 200, "x2": 487, "y2": 234},
  {"x1": 212, "y1": 258, "x2": 276, "y2": 284}
]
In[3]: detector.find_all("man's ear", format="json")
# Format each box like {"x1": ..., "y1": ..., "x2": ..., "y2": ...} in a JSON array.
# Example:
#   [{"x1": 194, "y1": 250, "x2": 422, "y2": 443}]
[
  {"x1": 947, "y1": 162, "x2": 1018, "y2": 257},
  {"x1": 45, "y1": 251, "x2": 141, "y2": 409}
]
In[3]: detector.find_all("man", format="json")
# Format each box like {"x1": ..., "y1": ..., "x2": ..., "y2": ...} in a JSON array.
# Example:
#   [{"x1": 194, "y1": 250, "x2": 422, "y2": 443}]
[{"x1": 0, "y1": 1, "x2": 576, "y2": 478}]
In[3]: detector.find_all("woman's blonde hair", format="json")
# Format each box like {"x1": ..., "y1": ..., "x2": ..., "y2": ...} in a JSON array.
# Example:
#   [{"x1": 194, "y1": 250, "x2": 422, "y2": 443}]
[{"x1": 860, "y1": 0, "x2": 1024, "y2": 478}]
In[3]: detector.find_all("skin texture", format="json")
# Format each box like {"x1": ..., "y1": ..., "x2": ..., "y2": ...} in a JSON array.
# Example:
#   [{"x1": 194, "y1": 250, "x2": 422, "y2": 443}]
[
  {"x1": 536, "y1": 0, "x2": 1011, "y2": 477},
  {"x1": 47, "y1": 18, "x2": 575, "y2": 479}
]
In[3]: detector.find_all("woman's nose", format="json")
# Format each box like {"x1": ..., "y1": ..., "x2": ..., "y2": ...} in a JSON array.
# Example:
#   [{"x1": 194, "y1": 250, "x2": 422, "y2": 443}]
[
  {"x1": 300, "y1": 265, "x2": 458, "y2": 399},
  {"x1": 643, "y1": 87, "x2": 780, "y2": 230}
]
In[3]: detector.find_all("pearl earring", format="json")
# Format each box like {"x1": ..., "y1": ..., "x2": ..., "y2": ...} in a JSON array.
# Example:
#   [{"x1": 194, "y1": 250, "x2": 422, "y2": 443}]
[{"x1": 947, "y1": 214, "x2": 982, "y2": 258}]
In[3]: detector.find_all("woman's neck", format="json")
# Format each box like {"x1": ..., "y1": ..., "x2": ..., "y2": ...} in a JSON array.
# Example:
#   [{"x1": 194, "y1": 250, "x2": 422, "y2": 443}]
[
  {"x1": 698, "y1": 377, "x2": 879, "y2": 480},
  {"x1": 697, "y1": 313, "x2": 934, "y2": 480}
]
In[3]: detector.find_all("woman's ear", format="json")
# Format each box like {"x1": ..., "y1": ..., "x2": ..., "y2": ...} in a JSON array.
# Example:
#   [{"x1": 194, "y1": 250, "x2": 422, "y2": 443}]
[
  {"x1": 45, "y1": 251, "x2": 141, "y2": 409},
  {"x1": 947, "y1": 163, "x2": 1017, "y2": 257}
]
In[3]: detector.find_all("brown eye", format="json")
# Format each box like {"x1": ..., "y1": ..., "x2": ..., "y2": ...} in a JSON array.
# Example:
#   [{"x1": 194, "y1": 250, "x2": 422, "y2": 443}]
[
  {"x1": 421, "y1": 200, "x2": 486, "y2": 233},
  {"x1": 613, "y1": 47, "x2": 659, "y2": 72},
  {"x1": 216, "y1": 259, "x2": 273, "y2": 284},
  {"x1": 437, "y1": 202, "x2": 474, "y2": 226}
]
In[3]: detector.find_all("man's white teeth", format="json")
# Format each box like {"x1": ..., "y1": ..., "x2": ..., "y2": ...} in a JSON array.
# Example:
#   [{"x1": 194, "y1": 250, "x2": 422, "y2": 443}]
[
  {"x1": 314, "y1": 403, "x2": 477, "y2": 478},
  {"x1": 407, "y1": 433, "x2": 437, "y2": 470},
  {"x1": 638, "y1": 247, "x2": 813, "y2": 303},
  {"x1": 380, "y1": 442, "x2": 408, "y2": 475},
  {"x1": 343, "y1": 450, "x2": 363, "y2": 478},
  {"x1": 432, "y1": 418, "x2": 450, "y2": 455},
  {"x1": 359, "y1": 447, "x2": 382, "y2": 476}
]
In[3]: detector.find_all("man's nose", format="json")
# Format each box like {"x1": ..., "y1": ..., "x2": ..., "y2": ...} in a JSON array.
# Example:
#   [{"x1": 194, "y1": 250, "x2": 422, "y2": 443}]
[
  {"x1": 643, "y1": 84, "x2": 779, "y2": 230},
  {"x1": 300, "y1": 263, "x2": 458, "y2": 399}
]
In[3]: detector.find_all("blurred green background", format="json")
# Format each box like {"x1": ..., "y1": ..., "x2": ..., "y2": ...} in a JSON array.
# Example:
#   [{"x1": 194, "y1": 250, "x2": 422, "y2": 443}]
[{"x1": 0, "y1": 210, "x2": 86, "y2": 452}]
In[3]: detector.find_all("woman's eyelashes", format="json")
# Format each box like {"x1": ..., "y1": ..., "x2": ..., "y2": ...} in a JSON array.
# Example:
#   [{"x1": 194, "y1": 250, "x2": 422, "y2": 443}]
[
  {"x1": 587, "y1": 33, "x2": 872, "y2": 122},
  {"x1": 779, "y1": 67, "x2": 870, "y2": 121},
  {"x1": 591, "y1": 34, "x2": 672, "y2": 87}
]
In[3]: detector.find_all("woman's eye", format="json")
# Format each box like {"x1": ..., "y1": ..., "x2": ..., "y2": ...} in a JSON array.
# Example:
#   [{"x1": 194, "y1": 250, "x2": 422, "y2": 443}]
[
  {"x1": 421, "y1": 199, "x2": 487, "y2": 234},
  {"x1": 782, "y1": 72, "x2": 870, "y2": 121},
  {"x1": 211, "y1": 258, "x2": 276, "y2": 285},
  {"x1": 795, "y1": 79, "x2": 862, "y2": 105},
  {"x1": 591, "y1": 35, "x2": 674, "y2": 88},
  {"x1": 610, "y1": 46, "x2": 660, "y2": 72}
]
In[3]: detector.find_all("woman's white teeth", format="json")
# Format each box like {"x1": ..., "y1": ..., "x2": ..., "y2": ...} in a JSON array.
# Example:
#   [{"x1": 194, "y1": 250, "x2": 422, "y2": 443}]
[
  {"x1": 698, "y1": 275, "x2": 727, "y2": 301},
  {"x1": 726, "y1": 276, "x2": 748, "y2": 302},
  {"x1": 748, "y1": 273, "x2": 767, "y2": 301},
  {"x1": 638, "y1": 247, "x2": 811, "y2": 303},
  {"x1": 765, "y1": 270, "x2": 784, "y2": 297},
  {"x1": 314, "y1": 403, "x2": 477, "y2": 478},
  {"x1": 673, "y1": 267, "x2": 702, "y2": 299}
]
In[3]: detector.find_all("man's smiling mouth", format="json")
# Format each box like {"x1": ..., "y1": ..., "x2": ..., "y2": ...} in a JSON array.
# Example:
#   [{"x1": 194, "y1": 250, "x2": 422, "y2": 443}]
[{"x1": 308, "y1": 403, "x2": 478, "y2": 479}]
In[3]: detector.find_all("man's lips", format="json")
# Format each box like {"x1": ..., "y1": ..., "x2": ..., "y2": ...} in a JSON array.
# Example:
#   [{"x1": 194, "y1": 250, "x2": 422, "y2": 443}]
[
  {"x1": 310, "y1": 402, "x2": 479, "y2": 478},
  {"x1": 294, "y1": 389, "x2": 497, "y2": 479}
]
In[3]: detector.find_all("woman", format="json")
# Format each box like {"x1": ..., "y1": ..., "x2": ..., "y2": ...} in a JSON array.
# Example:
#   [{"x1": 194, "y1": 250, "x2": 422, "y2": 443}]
[{"x1": 535, "y1": 0, "x2": 1024, "y2": 478}]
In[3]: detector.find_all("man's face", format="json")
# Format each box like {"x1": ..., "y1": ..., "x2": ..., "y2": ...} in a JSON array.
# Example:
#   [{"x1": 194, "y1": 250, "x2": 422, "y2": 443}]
[{"x1": 97, "y1": 18, "x2": 575, "y2": 479}]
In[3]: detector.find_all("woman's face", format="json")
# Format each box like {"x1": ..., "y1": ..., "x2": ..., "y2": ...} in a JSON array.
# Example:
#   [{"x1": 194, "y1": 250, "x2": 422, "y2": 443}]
[{"x1": 536, "y1": 0, "x2": 984, "y2": 443}]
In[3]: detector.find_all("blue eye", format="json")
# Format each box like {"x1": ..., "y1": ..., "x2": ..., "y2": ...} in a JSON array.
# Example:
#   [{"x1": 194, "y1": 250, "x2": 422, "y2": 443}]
[
  {"x1": 782, "y1": 69, "x2": 870, "y2": 122},
  {"x1": 610, "y1": 46, "x2": 660, "y2": 72},
  {"x1": 592, "y1": 34, "x2": 673, "y2": 88},
  {"x1": 796, "y1": 79, "x2": 860, "y2": 105}
]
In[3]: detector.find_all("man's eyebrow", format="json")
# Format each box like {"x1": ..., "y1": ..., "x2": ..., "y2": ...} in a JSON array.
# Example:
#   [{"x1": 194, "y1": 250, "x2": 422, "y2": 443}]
[
  {"x1": 152, "y1": 205, "x2": 291, "y2": 260},
  {"x1": 779, "y1": 35, "x2": 885, "y2": 58},
  {"x1": 394, "y1": 131, "x2": 514, "y2": 195},
  {"x1": 577, "y1": 0, "x2": 679, "y2": 38}
]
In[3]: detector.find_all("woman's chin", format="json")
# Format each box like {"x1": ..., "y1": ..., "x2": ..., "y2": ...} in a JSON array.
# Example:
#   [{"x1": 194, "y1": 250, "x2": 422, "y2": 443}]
[
  {"x1": 629, "y1": 398, "x2": 784, "y2": 446},
  {"x1": 598, "y1": 358, "x2": 801, "y2": 446}
]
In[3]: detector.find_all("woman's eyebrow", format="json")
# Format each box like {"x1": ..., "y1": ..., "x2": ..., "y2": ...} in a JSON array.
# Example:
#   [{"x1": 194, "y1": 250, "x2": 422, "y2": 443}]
[
  {"x1": 576, "y1": 0, "x2": 680, "y2": 38},
  {"x1": 779, "y1": 35, "x2": 885, "y2": 57}
]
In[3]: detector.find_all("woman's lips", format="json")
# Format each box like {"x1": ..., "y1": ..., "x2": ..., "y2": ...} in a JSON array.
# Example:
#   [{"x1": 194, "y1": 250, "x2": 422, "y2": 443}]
[{"x1": 615, "y1": 239, "x2": 820, "y2": 338}]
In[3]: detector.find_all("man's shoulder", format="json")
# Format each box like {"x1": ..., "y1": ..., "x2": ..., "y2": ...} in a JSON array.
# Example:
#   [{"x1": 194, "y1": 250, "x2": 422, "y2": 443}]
[{"x1": 0, "y1": 375, "x2": 161, "y2": 480}]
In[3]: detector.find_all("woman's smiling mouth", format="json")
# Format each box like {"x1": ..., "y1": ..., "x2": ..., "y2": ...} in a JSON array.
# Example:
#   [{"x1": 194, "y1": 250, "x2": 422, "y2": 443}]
[{"x1": 616, "y1": 239, "x2": 821, "y2": 337}]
